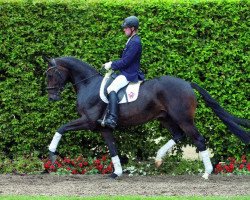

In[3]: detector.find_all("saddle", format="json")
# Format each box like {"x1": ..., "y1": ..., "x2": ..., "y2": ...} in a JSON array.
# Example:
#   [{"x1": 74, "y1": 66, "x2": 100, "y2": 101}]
[{"x1": 99, "y1": 71, "x2": 143, "y2": 104}]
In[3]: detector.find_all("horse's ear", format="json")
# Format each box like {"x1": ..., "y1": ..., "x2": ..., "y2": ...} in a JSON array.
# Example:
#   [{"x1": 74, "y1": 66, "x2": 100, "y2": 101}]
[{"x1": 42, "y1": 55, "x2": 51, "y2": 63}]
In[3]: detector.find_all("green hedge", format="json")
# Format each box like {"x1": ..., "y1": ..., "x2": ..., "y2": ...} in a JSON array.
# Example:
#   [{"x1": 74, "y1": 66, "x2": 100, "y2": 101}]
[{"x1": 0, "y1": 0, "x2": 249, "y2": 162}]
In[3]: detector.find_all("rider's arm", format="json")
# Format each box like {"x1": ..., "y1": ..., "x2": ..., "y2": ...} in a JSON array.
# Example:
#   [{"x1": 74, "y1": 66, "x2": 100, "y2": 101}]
[{"x1": 111, "y1": 41, "x2": 141, "y2": 70}]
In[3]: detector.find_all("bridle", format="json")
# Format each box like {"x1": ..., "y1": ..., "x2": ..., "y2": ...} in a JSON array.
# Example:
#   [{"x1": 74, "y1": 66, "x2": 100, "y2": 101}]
[
  {"x1": 45, "y1": 59, "x2": 100, "y2": 92},
  {"x1": 46, "y1": 66, "x2": 66, "y2": 92}
]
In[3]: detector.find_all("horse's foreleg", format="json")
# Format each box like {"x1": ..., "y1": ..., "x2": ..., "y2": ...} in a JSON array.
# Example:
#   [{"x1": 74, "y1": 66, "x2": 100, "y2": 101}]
[
  {"x1": 101, "y1": 128, "x2": 122, "y2": 178},
  {"x1": 48, "y1": 117, "x2": 90, "y2": 164}
]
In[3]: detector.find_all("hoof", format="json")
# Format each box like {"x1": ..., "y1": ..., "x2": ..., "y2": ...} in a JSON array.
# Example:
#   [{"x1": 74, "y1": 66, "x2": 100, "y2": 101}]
[
  {"x1": 202, "y1": 172, "x2": 209, "y2": 180},
  {"x1": 155, "y1": 159, "x2": 163, "y2": 168},
  {"x1": 49, "y1": 151, "x2": 57, "y2": 164},
  {"x1": 41, "y1": 169, "x2": 49, "y2": 174},
  {"x1": 109, "y1": 173, "x2": 119, "y2": 179}
]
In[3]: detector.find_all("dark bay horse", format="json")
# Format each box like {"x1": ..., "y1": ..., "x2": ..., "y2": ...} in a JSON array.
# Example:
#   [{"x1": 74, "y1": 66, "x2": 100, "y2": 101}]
[{"x1": 45, "y1": 56, "x2": 250, "y2": 179}]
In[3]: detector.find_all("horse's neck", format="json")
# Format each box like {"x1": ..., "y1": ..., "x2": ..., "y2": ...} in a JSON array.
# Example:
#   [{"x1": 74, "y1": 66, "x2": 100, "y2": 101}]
[
  {"x1": 62, "y1": 62, "x2": 98, "y2": 87},
  {"x1": 70, "y1": 68, "x2": 102, "y2": 94},
  {"x1": 57, "y1": 57, "x2": 103, "y2": 101},
  {"x1": 70, "y1": 70, "x2": 96, "y2": 86}
]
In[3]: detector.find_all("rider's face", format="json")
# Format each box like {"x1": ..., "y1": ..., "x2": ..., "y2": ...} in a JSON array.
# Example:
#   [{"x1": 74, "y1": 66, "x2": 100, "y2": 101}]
[{"x1": 123, "y1": 27, "x2": 133, "y2": 37}]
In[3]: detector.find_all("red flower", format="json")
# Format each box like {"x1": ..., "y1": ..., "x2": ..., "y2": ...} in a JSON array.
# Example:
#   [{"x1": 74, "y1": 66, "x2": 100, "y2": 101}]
[
  {"x1": 224, "y1": 166, "x2": 229, "y2": 172},
  {"x1": 66, "y1": 167, "x2": 71, "y2": 171},
  {"x1": 81, "y1": 169, "x2": 87, "y2": 174},
  {"x1": 94, "y1": 159, "x2": 101, "y2": 165},
  {"x1": 239, "y1": 164, "x2": 244, "y2": 169},
  {"x1": 64, "y1": 158, "x2": 71, "y2": 164},
  {"x1": 228, "y1": 157, "x2": 236, "y2": 164},
  {"x1": 71, "y1": 161, "x2": 76, "y2": 166},
  {"x1": 44, "y1": 161, "x2": 51, "y2": 169},
  {"x1": 241, "y1": 155, "x2": 246, "y2": 160},
  {"x1": 215, "y1": 164, "x2": 223, "y2": 173},
  {"x1": 222, "y1": 164, "x2": 234, "y2": 173},
  {"x1": 102, "y1": 155, "x2": 107, "y2": 162},
  {"x1": 72, "y1": 169, "x2": 77, "y2": 174},
  {"x1": 242, "y1": 159, "x2": 247, "y2": 164},
  {"x1": 96, "y1": 164, "x2": 103, "y2": 171},
  {"x1": 49, "y1": 165, "x2": 55, "y2": 171},
  {"x1": 83, "y1": 161, "x2": 88, "y2": 166},
  {"x1": 229, "y1": 163, "x2": 234, "y2": 170},
  {"x1": 106, "y1": 164, "x2": 113, "y2": 172},
  {"x1": 76, "y1": 156, "x2": 83, "y2": 162},
  {"x1": 78, "y1": 163, "x2": 83, "y2": 168},
  {"x1": 57, "y1": 163, "x2": 62, "y2": 168},
  {"x1": 247, "y1": 163, "x2": 250, "y2": 171}
]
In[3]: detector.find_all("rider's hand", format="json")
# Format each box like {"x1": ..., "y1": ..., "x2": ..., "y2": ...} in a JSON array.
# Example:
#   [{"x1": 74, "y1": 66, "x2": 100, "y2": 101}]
[{"x1": 103, "y1": 61, "x2": 112, "y2": 70}]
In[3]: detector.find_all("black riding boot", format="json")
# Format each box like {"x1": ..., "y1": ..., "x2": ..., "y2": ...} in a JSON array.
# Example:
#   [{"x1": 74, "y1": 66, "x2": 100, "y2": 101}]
[{"x1": 99, "y1": 91, "x2": 118, "y2": 129}]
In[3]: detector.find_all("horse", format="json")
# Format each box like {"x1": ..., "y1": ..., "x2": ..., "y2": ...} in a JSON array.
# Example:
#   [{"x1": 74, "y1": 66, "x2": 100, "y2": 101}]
[{"x1": 44, "y1": 56, "x2": 250, "y2": 179}]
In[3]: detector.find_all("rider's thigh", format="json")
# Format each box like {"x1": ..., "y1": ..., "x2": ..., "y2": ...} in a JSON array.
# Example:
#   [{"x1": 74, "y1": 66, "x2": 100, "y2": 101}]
[{"x1": 107, "y1": 75, "x2": 129, "y2": 94}]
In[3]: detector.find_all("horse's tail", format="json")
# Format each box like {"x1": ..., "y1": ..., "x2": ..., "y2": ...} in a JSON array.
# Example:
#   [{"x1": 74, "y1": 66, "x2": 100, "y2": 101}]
[{"x1": 190, "y1": 82, "x2": 250, "y2": 144}]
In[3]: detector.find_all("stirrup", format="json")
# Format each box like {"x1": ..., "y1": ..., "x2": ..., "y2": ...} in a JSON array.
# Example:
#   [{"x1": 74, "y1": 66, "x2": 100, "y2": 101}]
[
  {"x1": 97, "y1": 108, "x2": 109, "y2": 127},
  {"x1": 97, "y1": 119, "x2": 106, "y2": 127},
  {"x1": 105, "y1": 118, "x2": 117, "y2": 129}
]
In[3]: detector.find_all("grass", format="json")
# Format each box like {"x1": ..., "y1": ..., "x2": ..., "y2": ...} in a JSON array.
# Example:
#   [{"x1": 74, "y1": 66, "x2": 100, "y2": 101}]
[{"x1": 0, "y1": 196, "x2": 250, "y2": 200}]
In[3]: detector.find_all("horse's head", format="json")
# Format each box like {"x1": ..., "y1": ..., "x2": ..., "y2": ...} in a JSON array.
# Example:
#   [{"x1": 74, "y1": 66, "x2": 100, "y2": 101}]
[{"x1": 45, "y1": 58, "x2": 69, "y2": 101}]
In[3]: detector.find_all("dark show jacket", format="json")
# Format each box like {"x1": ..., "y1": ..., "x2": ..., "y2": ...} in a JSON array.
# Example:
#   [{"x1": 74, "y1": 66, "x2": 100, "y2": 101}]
[{"x1": 111, "y1": 34, "x2": 144, "y2": 82}]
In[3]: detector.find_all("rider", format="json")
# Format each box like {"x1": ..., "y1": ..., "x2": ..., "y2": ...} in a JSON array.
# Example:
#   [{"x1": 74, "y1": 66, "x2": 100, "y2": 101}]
[{"x1": 98, "y1": 16, "x2": 145, "y2": 129}]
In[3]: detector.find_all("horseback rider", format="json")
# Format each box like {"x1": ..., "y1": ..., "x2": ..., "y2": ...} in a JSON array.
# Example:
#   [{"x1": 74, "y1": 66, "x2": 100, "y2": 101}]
[{"x1": 98, "y1": 16, "x2": 145, "y2": 129}]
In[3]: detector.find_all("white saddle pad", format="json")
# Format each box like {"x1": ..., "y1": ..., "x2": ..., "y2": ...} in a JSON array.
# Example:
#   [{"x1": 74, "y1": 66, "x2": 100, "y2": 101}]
[{"x1": 99, "y1": 71, "x2": 142, "y2": 104}]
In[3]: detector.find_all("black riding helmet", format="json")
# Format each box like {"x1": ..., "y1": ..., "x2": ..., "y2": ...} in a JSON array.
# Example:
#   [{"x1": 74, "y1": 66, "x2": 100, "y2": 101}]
[{"x1": 121, "y1": 16, "x2": 139, "y2": 29}]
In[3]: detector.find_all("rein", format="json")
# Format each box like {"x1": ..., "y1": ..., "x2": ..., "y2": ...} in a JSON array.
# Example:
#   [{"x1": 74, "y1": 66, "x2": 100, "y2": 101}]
[{"x1": 72, "y1": 72, "x2": 100, "y2": 86}]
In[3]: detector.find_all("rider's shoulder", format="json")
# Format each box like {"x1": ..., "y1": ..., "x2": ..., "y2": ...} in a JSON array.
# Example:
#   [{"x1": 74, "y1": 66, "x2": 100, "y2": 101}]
[
  {"x1": 133, "y1": 34, "x2": 141, "y2": 41},
  {"x1": 129, "y1": 36, "x2": 141, "y2": 46}
]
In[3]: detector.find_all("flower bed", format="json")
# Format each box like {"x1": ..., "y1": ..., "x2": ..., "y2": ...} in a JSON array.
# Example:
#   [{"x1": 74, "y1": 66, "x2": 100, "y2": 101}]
[
  {"x1": 215, "y1": 155, "x2": 250, "y2": 175},
  {"x1": 43, "y1": 154, "x2": 113, "y2": 175}
]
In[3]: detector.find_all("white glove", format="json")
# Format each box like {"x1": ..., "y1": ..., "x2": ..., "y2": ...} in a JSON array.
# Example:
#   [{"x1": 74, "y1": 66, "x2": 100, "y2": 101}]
[{"x1": 103, "y1": 61, "x2": 112, "y2": 70}]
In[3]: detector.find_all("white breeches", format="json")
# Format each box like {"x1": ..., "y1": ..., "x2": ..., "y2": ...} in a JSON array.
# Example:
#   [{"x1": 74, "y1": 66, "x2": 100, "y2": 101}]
[{"x1": 107, "y1": 75, "x2": 129, "y2": 94}]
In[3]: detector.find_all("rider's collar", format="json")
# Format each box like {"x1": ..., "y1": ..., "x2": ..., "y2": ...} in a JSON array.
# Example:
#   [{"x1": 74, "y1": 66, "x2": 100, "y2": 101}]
[{"x1": 126, "y1": 34, "x2": 137, "y2": 45}]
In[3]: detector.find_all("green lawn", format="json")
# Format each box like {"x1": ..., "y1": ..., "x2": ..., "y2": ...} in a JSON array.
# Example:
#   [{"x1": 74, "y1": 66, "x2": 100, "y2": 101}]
[{"x1": 0, "y1": 196, "x2": 250, "y2": 200}]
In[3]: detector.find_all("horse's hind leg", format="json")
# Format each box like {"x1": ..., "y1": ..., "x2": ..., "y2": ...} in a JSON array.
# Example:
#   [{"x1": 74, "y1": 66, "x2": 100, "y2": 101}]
[
  {"x1": 179, "y1": 121, "x2": 213, "y2": 179},
  {"x1": 155, "y1": 118, "x2": 185, "y2": 167},
  {"x1": 167, "y1": 93, "x2": 213, "y2": 179}
]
